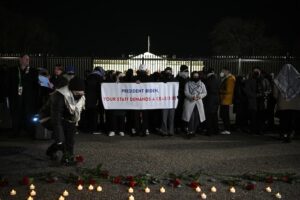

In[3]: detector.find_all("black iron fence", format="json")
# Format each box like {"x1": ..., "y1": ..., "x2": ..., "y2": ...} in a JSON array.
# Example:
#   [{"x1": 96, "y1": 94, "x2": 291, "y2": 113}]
[{"x1": 0, "y1": 54, "x2": 299, "y2": 79}]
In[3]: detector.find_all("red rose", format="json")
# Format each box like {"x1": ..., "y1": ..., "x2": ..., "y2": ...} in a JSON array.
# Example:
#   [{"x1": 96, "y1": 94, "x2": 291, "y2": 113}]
[
  {"x1": 0, "y1": 179, "x2": 8, "y2": 187},
  {"x1": 281, "y1": 176, "x2": 289, "y2": 183},
  {"x1": 245, "y1": 184, "x2": 256, "y2": 190},
  {"x1": 75, "y1": 155, "x2": 84, "y2": 163},
  {"x1": 129, "y1": 181, "x2": 137, "y2": 187},
  {"x1": 189, "y1": 181, "x2": 200, "y2": 189},
  {"x1": 127, "y1": 176, "x2": 134, "y2": 181},
  {"x1": 76, "y1": 179, "x2": 84, "y2": 186},
  {"x1": 46, "y1": 178, "x2": 55, "y2": 183},
  {"x1": 113, "y1": 176, "x2": 121, "y2": 184},
  {"x1": 22, "y1": 176, "x2": 29, "y2": 185},
  {"x1": 265, "y1": 176, "x2": 273, "y2": 184},
  {"x1": 101, "y1": 170, "x2": 109, "y2": 179},
  {"x1": 171, "y1": 178, "x2": 181, "y2": 187},
  {"x1": 89, "y1": 179, "x2": 96, "y2": 185},
  {"x1": 20, "y1": 176, "x2": 33, "y2": 185}
]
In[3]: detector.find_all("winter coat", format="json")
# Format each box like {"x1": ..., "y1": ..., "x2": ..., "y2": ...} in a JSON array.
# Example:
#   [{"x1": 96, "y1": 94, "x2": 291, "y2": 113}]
[
  {"x1": 85, "y1": 73, "x2": 103, "y2": 109},
  {"x1": 182, "y1": 80, "x2": 207, "y2": 123},
  {"x1": 203, "y1": 73, "x2": 220, "y2": 114},
  {"x1": 7, "y1": 65, "x2": 39, "y2": 115},
  {"x1": 273, "y1": 85, "x2": 300, "y2": 111},
  {"x1": 219, "y1": 74, "x2": 235, "y2": 105}
]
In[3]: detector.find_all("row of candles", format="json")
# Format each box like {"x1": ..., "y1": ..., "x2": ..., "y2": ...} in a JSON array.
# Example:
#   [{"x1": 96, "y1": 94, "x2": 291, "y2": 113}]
[{"x1": 8, "y1": 184, "x2": 282, "y2": 199}]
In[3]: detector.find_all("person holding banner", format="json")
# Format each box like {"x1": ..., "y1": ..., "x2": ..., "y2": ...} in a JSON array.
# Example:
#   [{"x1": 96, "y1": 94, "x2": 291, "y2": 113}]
[
  {"x1": 182, "y1": 71, "x2": 207, "y2": 136},
  {"x1": 107, "y1": 71, "x2": 126, "y2": 137},
  {"x1": 132, "y1": 64, "x2": 151, "y2": 136},
  {"x1": 160, "y1": 67, "x2": 178, "y2": 136}
]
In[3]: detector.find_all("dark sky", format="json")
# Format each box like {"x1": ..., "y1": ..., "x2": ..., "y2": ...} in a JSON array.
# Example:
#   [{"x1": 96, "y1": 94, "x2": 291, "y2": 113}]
[{"x1": 2, "y1": 1, "x2": 299, "y2": 57}]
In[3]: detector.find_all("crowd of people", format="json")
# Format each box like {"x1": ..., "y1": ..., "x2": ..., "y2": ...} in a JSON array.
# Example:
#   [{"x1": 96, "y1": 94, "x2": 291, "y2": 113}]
[{"x1": 1, "y1": 54, "x2": 299, "y2": 165}]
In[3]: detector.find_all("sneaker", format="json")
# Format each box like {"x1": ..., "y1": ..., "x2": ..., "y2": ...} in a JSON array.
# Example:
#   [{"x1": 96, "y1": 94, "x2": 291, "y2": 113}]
[
  {"x1": 119, "y1": 132, "x2": 125, "y2": 136},
  {"x1": 92, "y1": 132, "x2": 102, "y2": 135},
  {"x1": 108, "y1": 131, "x2": 115, "y2": 137},
  {"x1": 220, "y1": 130, "x2": 231, "y2": 135},
  {"x1": 145, "y1": 129, "x2": 150, "y2": 135}
]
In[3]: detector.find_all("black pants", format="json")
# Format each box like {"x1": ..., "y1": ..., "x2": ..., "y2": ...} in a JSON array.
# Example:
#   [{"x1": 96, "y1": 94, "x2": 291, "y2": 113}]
[
  {"x1": 188, "y1": 106, "x2": 200, "y2": 133},
  {"x1": 206, "y1": 112, "x2": 219, "y2": 135},
  {"x1": 248, "y1": 109, "x2": 265, "y2": 134},
  {"x1": 85, "y1": 108, "x2": 98, "y2": 132},
  {"x1": 48, "y1": 120, "x2": 76, "y2": 156},
  {"x1": 220, "y1": 105, "x2": 230, "y2": 131},
  {"x1": 98, "y1": 107, "x2": 106, "y2": 132},
  {"x1": 125, "y1": 110, "x2": 134, "y2": 132},
  {"x1": 10, "y1": 97, "x2": 35, "y2": 136},
  {"x1": 109, "y1": 112, "x2": 125, "y2": 133},
  {"x1": 279, "y1": 110, "x2": 299, "y2": 137},
  {"x1": 234, "y1": 104, "x2": 248, "y2": 129},
  {"x1": 133, "y1": 110, "x2": 149, "y2": 133}
]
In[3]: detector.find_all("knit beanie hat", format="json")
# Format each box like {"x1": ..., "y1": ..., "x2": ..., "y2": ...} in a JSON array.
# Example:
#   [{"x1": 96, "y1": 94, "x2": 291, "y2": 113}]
[
  {"x1": 180, "y1": 65, "x2": 188, "y2": 72},
  {"x1": 69, "y1": 76, "x2": 85, "y2": 91}
]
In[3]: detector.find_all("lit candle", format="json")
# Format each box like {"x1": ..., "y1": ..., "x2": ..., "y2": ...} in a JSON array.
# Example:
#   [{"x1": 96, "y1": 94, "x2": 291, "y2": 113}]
[
  {"x1": 77, "y1": 184, "x2": 83, "y2": 191},
  {"x1": 10, "y1": 189, "x2": 17, "y2": 196},
  {"x1": 275, "y1": 192, "x2": 282, "y2": 199},
  {"x1": 211, "y1": 186, "x2": 217, "y2": 193},
  {"x1": 266, "y1": 186, "x2": 272, "y2": 193},
  {"x1": 195, "y1": 186, "x2": 201, "y2": 193},
  {"x1": 145, "y1": 187, "x2": 150, "y2": 193},
  {"x1": 160, "y1": 187, "x2": 166, "y2": 193},
  {"x1": 30, "y1": 190, "x2": 36, "y2": 196},
  {"x1": 96, "y1": 186, "x2": 102, "y2": 192},
  {"x1": 29, "y1": 184, "x2": 35, "y2": 190},
  {"x1": 88, "y1": 184, "x2": 94, "y2": 191},
  {"x1": 27, "y1": 196, "x2": 33, "y2": 200},
  {"x1": 229, "y1": 186, "x2": 236, "y2": 193},
  {"x1": 128, "y1": 187, "x2": 134, "y2": 193},
  {"x1": 63, "y1": 190, "x2": 69, "y2": 197},
  {"x1": 58, "y1": 195, "x2": 65, "y2": 200},
  {"x1": 128, "y1": 195, "x2": 135, "y2": 200},
  {"x1": 201, "y1": 193, "x2": 207, "y2": 199}
]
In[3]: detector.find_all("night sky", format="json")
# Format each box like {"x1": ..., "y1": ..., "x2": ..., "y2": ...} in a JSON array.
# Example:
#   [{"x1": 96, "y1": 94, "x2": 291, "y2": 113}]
[{"x1": 1, "y1": 1, "x2": 299, "y2": 57}]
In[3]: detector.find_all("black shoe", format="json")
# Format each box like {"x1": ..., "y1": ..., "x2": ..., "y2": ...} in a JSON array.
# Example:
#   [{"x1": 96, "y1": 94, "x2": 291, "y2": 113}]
[
  {"x1": 61, "y1": 155, "x2": 77, "y2": 166},
  {"x1": 283, "y1": 135, "x2": 291, "y2": 143}
]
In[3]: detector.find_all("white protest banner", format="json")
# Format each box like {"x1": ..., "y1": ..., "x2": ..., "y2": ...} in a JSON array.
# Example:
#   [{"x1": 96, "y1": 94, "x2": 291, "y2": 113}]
[{"x1": 101, "y1": 82, "x2": 179, "y2": 110}]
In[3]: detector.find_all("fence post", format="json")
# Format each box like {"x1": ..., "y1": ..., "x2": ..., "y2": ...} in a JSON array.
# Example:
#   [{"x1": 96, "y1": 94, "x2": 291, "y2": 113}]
[{"x1": 238, "y1": 57, "x2": 242, "y2": 75}]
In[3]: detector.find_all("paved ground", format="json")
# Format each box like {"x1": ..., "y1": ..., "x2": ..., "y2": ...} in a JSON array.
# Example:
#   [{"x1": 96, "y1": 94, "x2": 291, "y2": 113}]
[{"x1": 0, "y1": 131, "x2": 300, "y2": 200}]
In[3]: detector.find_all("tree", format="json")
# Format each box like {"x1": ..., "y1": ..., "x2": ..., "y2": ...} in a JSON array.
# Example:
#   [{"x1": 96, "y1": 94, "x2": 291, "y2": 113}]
[{"x1": 210, "y1": 18, "x2": 284, "y2": 56}]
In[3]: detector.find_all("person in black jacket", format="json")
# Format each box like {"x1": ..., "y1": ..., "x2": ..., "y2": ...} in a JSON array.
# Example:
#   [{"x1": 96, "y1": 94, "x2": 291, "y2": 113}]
[
  {"x1": 175, "y1": 65, "x2": 189, "y2": 133},
  {"x1": 132, "y1": 64, "x2": 151, "y2": 136},
  {"x1": 244, "y1": 68, "x2": 271, "y2": 134},
  {"x1": 44, "y1": 76, "x2": 85, "y2": 165},
  {"x1": 203, "y1": 67, "x2": 220, "y2": 136},
  {"x1": 50, "y1": 64, "x2": 64, "y2": 89},
  {"x1": 85, "y1": 67, "x2": 105, "y2": 134},
  {"x1": 123, "y1": 69, "x2": 135, "y2": 134},
  {"x1": 233, "y1": 75, "x2": 248, "y2": 132},
  {"x1": 7, "y1": 54, "x2": 39, "y2": 137}
]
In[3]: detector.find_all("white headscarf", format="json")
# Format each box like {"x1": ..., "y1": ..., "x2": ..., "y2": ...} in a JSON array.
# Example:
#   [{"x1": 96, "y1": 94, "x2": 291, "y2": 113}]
[
  {"x1": 274, "y1": 64, "x2": 300, "y2": 101},
  {"x1": 56, "y1": 86, "x2": 85, "y2": 124}
]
